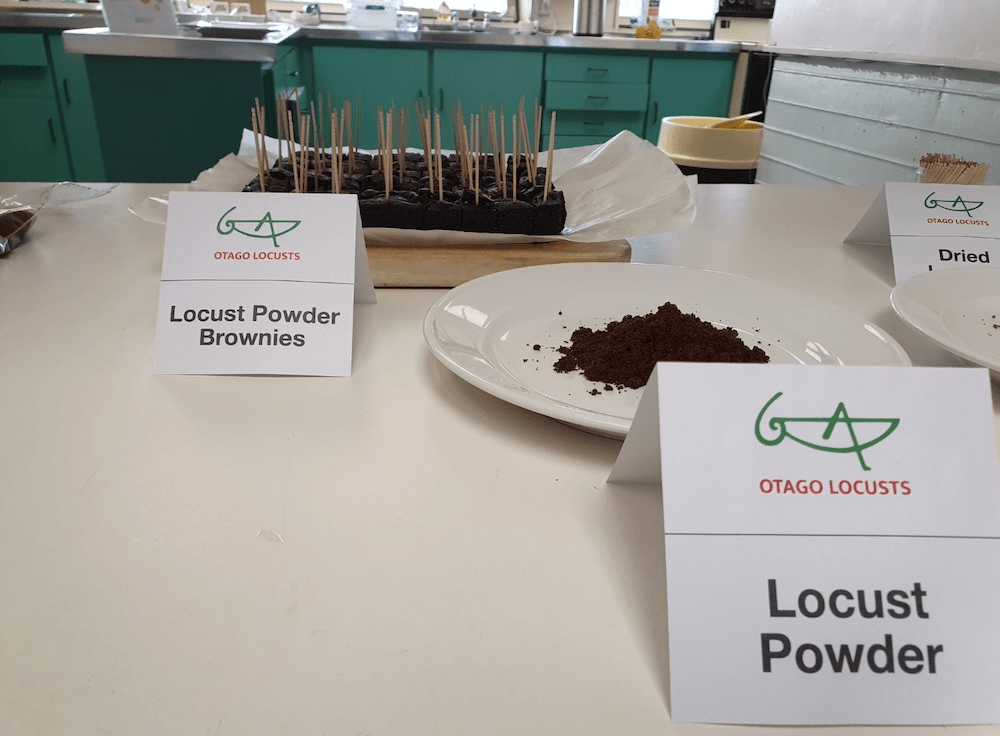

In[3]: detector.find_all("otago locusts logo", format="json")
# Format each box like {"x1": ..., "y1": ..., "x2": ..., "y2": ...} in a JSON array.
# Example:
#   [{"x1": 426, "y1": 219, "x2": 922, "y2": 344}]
[
  {"x1": 754, "y1": 392, "x2": 899, "y2": 471},
  {"x1": 216, "y1": 207, "x2": 301, "y2": 248},
  {"x1": 212, "y1": 207, "x2": 304, "y2": 261},
  {"x1": 924, "y1": 192, "x2": 984, "y2": 217}
]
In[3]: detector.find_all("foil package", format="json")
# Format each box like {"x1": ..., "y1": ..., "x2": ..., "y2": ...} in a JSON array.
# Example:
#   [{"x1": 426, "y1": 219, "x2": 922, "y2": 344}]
[{"x1": 0, "y1": 201, "x2": 38, "y2": 256}]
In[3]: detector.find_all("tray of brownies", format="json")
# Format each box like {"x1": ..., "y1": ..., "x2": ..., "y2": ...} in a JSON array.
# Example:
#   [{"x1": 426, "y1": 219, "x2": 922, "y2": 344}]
[{"x1": 179, "y1": 95, "x2": 696, "y2": 286}]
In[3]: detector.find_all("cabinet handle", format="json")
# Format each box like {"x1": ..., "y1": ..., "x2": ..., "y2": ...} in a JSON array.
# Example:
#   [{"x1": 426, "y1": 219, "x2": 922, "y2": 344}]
[
  {"x1": 586, "y1": 67, "x2": 608, "y2": 73},
  {"x1": 587, "y1": 95, "x2": 609, "y2": 101},
  {"x1": 650, "y1": 101, "x2": 658, "y2": 128},
  {"x1": 63, "y1": 78, "x2": 72, "y2": 105},
  {"x1": 582, "y1": 120, "x2": 604, "y2": 126},
  {"x1": 439, "y1": 89, "x2": 443, "y2": 110},
  {"x1": 48, "y1": 118, "x2": 56, "y2": 144}
]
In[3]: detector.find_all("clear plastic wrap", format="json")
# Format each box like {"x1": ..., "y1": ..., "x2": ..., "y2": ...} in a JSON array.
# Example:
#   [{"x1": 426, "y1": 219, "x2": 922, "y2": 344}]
[
  {"x1": 1, "y1": 183, "x2": 118, "y2": 257},
  {"x1": 0, "y1": 193, "x2": 44, "y2": 257}
]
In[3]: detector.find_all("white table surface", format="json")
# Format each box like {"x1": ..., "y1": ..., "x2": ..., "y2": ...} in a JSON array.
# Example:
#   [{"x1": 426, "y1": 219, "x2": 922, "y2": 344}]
[{"x1": 0, "y1": 182, "x2": 994, "y2": 736}]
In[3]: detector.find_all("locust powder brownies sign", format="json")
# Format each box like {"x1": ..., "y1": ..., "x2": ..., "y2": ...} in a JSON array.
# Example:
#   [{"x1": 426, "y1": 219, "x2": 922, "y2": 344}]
[{"x1": 153, "y1": 191, "x2": 375, "y2": 376}]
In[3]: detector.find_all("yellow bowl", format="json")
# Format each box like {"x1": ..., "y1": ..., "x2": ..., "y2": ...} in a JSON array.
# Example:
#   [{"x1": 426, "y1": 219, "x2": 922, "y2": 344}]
[{"x1": 657, "y1": 116, "x2": 763, "y2": 170}]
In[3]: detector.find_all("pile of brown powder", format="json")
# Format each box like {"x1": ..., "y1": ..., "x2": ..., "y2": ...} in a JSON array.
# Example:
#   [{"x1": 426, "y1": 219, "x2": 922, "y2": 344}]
[{"x1": 553, "y1": 301, "x2": 769, "y2": 390}]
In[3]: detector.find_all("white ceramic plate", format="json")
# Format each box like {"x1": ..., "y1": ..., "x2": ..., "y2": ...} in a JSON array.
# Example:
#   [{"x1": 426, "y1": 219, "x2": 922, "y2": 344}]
[
  {"x1": 424, "y1": 263, "x2": 911, "y2": 439},
  {"x1": 891, "y1": 268, "x2": 1000, "y2": 380}
]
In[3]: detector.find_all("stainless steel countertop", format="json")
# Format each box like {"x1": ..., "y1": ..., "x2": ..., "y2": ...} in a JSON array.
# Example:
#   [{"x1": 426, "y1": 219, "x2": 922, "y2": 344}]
[
  {"x1": 298, "y1": 24, "x2": 747, "y2": 54},
  {"x1": 0, "y1": 7, "x2": 104, "y2": 29},
  {"x1": 62, "y1": 24, "x2": 298, "y2": 62}
]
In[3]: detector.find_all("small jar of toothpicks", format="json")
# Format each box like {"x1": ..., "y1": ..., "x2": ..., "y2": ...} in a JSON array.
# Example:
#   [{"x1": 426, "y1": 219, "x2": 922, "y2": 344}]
[{"x1": 919, "y1": 153, "x2": 990, "y2": 185}]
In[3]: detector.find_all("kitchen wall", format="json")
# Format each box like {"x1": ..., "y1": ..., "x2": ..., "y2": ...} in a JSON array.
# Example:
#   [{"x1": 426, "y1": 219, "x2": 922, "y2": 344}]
[
  {"x1": 757, "y1": 57, "x2": 1000, "y2": 186},
  {"x1": 769, "y1": 0, "x2": 999, "y2": 69},
  {"x1": 756, "y1": 1, "x2": 1000, "y2": 186}
]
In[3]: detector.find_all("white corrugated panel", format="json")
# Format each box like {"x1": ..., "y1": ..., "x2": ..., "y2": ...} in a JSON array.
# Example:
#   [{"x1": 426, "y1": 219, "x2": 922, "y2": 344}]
[
  {"x1": 756, "y1": 57, "x2": 1000, "y2": 186},
  {"x1": 769, "y1": 0, "x2": 1000, "y2": 69}
]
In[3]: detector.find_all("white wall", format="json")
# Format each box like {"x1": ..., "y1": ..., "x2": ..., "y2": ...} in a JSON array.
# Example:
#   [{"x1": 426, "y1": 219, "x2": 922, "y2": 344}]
[
  {"x1": 770, "y1": 0, "x2": 1000, "y2": 68},
  {"x1": 756, "y1": 57, "x2": 1000, "y2": 186}
]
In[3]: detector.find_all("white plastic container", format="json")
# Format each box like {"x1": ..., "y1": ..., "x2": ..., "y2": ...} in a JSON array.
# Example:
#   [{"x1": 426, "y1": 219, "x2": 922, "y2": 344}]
[
  {"x1": 657, "y1": 116, "x2": 764, "y2": 170},
  {"x1": 345, "y1": 0, "x2": 399, "y2": 29}
]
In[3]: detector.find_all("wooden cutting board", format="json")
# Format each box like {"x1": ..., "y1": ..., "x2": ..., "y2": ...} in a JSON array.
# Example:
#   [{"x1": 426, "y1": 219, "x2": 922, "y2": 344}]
[{"x1": 367, "y1": 238, "x2": 631, "y2": 288}]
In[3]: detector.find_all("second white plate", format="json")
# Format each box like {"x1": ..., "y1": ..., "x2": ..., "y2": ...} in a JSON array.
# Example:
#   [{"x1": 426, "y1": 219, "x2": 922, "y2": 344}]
[
  {"x1": 424, "y1": 263, "x2": 911, "y2": 439},
  {"x1": 891, "y1": 267, "x2": 1000, "y2": 380}
]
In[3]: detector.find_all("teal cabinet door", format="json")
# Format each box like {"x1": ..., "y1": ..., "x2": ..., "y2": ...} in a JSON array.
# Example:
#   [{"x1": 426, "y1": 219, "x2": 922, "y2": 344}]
[
  {"x1": 0, "y1": 96, "x2": 72, "y2": 181},
  {"x1": 271, "y1": 44, "x2": 304, "y2": 100},
  {"x1": 432, "y1": 49, "x2": 543, "y2": 150},
  {"x1": 312, "y1": 47, "x2": 429, "y2": 150},
  {"x1": 645, "y1": 55, "x2": 737, "y2": 142},
  {"x1": 85, "y1": 55, "x2": 269, "y2": 183},
  {"x1": 48, "y1": 34, "x2": 106, "y2": 182},
  {"x1": 0, "y1": 32, "x2": 72, "y2": 182},
  {"x1": 263, "y1": 44, "x2": 306, "y2": 140}
]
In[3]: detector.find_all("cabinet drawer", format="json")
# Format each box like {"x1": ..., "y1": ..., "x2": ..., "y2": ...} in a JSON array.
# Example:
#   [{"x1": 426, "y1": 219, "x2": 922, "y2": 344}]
[
  {"x1": 0, "y1": 33, "x2": 48, "y2": 66},
  {"x1": 545, "y1": 53, "x2": 648, "y2": 84},
  {"x1": 545, "y1": 81, "x2": 648, "y2": 112},
  {"x1": 433, "y1": 49, "x2": 542, "y2": 149},
  {"x1": 548, "y1": 110, "x2": 645, "y2": 137}
]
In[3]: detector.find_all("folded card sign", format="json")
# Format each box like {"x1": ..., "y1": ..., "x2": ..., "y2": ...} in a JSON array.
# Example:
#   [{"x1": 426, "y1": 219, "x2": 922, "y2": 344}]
[
  {"x1": 609, "y1": 363, "x2": 1000, "y2": 725},
  {"x1": 153, "y1": 191, "x2": 375, "y2": 376},
  {"x1": 102, "y1": 0, "x2": 180, "y2": 34},
  {"x1": 845, "y1": 182, "x2": 1000, "y2": 283}
]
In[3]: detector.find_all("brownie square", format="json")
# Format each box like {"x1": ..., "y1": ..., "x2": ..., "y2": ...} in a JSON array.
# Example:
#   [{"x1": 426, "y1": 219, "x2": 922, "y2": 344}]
[
  {"x1": 531, "y1": 190, "x2": 567, "y2": 235},
  {"x1": 496, "y1": 199, "x2": 533, "y2": 234},
  {"x1": 461, "y1": 200, "x2": 496, "y2": 233},
  {"x1": 424, "y1": 199, "x2": 462, "y2": 231}
]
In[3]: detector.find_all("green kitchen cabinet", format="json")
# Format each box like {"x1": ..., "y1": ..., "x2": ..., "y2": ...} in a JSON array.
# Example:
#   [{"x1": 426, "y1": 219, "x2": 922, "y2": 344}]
[
  {"x1": 84, "y1": 55, "x2": 270, "y2": 182},
  {"x1": 432, "y1": 49, "x2": 543, "y2": 150},
  {"x1": 48, "y1": 35, "x2": 106, "y2": 182},
  {"x1": 644, "y1": 54, "x2": 737, "y2": 142},
  {"x1": 0, "y1": 32, "x2": 72, "y2": 182},
  {"x1": 312, "y1": 46, "x2": 429, "y2": 150},
  {"x1": 14, "y1": 29, "x2": 741, "y2": 182}
]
